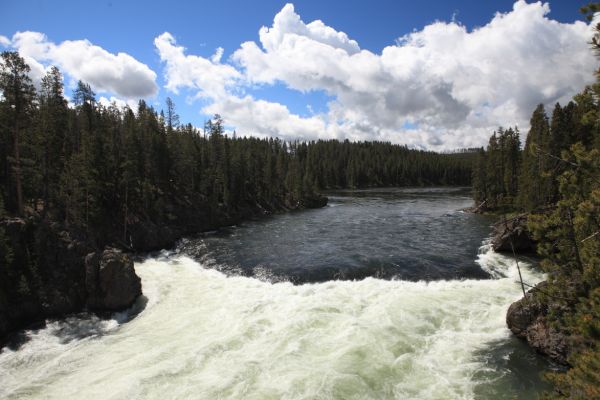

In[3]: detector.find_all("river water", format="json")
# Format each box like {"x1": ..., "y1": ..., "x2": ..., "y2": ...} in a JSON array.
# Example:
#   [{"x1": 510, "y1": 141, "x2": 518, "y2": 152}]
[{"x1": 0, "y1": 188, "x2": 549, "y2": 399}]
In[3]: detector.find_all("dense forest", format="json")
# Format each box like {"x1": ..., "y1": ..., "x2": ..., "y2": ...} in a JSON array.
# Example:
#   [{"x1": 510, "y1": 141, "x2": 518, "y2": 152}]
[
  {"x1": 0, "y1": 49, "x2": 474, "y2": 248},
  {"x1": 472, "y1": 6, "x2": 600, "y2": 396}
]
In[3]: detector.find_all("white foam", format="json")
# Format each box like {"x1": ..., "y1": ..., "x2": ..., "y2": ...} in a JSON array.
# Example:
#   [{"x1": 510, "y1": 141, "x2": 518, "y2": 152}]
[{"x1": 0, "y1": 245, "x2": 544, "y2": 400}]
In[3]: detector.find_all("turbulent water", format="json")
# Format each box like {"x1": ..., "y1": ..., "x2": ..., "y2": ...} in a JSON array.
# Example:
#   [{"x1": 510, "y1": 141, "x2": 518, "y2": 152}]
[{"x1": 0, "y1": 188, "x2": 550, "y2": 399}]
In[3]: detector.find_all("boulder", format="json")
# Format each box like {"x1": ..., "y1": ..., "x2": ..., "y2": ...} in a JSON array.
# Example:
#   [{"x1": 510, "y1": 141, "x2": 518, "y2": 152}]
[
  {"x1": 492, "y1": 214, "x2": 535, "y2": 253},
  {"x1": 506, "y1": 281, "x2": 570, "y2": 365},
  {"x1": 85, "y1": 248, "x2": 142, "y2": 310}
]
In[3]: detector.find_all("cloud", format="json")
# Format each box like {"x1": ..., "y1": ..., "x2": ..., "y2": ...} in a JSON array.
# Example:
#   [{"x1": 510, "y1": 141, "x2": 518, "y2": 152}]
[
  {"x1": 204, "y1": 95, "x2": 330, "y2": 140},
  {"x1": 0, "y1": 35, "x2": 10, "y2": 47},
  {"x1": 154, "y1": 32, "x2": 323, "y2": 139},
  {"x1": 259, "y1": 4, "x2": 360, "y2": 55},
  {"x1": 211, "y1": 47, "x2": 224, "y2": 63},
  {"x1": 6, "y1": 31, "x2": 158, "y2": 99},
  {"x1": 154, "y1": 32, "x2": 240, "y2": 99},
  {"x1": 158, "y1": 1, "x2": 597, "y2": 149},
  {"x1": 98, "y1": 96, "x2": 139, "y2": 112}
]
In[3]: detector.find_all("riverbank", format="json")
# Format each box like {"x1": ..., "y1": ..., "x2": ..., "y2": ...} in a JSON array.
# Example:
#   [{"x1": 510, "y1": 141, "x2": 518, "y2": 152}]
[
  {"x1": 0, "y1": 193, "x2": 328, "y2": 348},
  {"x1": 474, "y1": 211, "x2": 572, "y2": 368},
  {"x1": 0, "y1": 188, "x2": 549, "y2": 400}
]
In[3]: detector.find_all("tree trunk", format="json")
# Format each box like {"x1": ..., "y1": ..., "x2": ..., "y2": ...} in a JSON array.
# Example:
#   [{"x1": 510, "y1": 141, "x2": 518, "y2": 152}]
[
  {"x1": 42, "y1": 113, "x2": 49, "y2": 217},
  {"x1": 123, "y1": 183, "x2": 128, "y2": 243},
  {"x1": 13, "y1": 117, "x2": 23, "y2": 216}
]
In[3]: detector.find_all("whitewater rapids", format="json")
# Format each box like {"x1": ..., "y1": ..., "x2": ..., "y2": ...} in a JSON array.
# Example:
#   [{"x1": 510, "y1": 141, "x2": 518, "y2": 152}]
[{"x1": 0, "y1": 244, "x2": 544, "y2": 400}]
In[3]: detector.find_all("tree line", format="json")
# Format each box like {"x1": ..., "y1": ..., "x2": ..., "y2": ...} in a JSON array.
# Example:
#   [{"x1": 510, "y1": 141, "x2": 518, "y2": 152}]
[
  {"x1": 472, "y1": 97, "x2": 597, "y2": 212},
  {"x1": 0, "y1": 51, "x2": 474, "y2": 248}
]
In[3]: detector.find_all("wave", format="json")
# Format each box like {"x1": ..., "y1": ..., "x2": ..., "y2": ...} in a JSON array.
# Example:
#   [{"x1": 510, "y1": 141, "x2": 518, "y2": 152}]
[{"x1": 0, "y1": 244, "x2": 545, "y2": 400}]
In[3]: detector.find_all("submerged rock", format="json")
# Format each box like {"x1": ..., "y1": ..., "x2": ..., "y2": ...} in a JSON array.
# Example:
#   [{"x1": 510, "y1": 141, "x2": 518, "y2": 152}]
[
  {"x1": 506, "y1": 281, "x2": 570, "y2": 365},
  {"x1": 491, "y1": 214, "x2": 535, "y2": 253},
  {"x1": 85, "y1": 248, "x2": 142, "y2": 311}
]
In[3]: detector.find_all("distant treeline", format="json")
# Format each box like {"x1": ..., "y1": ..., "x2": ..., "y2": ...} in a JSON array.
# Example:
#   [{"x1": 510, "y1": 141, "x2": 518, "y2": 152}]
[
  {"x1": 289, "y1": 140, "x2": 474, "y2": 189},
  {"x1": 0, "y1": 51, "x2": 474, "y2": 245}
]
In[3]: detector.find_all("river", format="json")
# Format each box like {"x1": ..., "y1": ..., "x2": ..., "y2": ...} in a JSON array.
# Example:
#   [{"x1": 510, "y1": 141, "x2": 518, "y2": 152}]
[{"x1": 0, "y1": 187, "x2": 549, "y2": 399}]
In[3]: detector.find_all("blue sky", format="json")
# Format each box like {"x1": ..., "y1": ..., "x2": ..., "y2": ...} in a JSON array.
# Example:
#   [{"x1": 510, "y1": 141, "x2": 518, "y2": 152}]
[{"x1": 0, "y1": 0, "x2": 596, "y2": 149}]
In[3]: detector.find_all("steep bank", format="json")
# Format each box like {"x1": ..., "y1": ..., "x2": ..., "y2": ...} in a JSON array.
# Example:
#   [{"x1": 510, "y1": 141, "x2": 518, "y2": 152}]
[
  {"x1": 506, "y1": 282, "x2": 570, "y2": 365},
  {"x1": 124, "y1": 193, "x2": 328, "y2": 252},
  {"x1": 490, "y1": 214, "x2": 536, "y2": 254},
  {"x1": 0, "y1": 217, "x2": 142, "y2": 347},
  {"x1": 0, "y1": 194, "x2": 328, "y2": 347},
  {"x1": 487, "y1": 213, "x2": 572, "y2": 366}
]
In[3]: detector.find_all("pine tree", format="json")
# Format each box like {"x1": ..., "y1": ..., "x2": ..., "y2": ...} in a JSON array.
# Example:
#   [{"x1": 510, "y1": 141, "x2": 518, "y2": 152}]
[
  {"x1": 37, "y1": 66, "x2": 68, "y2": 214},
  {"x1": 504, "y1": 127, "x2": 521, "y2": 202},
  {"x1": 519, "y1": 104, "x2": 552, "y2": 210},
  {"x1": 472, "y1": 148, "x2": 488, "y2": 205},
  {"x1": 165, "y1": 97, "x2": 179, "y2": 134},
  {"x1": 0, "y1": 51, "x2": 36, "y2": 215}
]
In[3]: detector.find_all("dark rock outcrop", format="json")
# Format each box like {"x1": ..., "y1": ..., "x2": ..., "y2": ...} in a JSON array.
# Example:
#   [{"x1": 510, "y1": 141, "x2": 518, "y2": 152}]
[
  {"x1": 300, "y1": 193, "x2": 328, "y2": 209},
  {"x1": 0, "y1": 193, "x2": 327, "y2": 347},
  {"x1": 492, "y1": 214, "x2": 535, "y2": 253},
  {"x1": 506, "y1": 281, "x2": 570, "y2": 365},
  {"x1": 85, "y1": 249, "x2": 142, "y2": 310},
  {"x1": 0, "y1": 217, "x2": 90, "y2": 346},
  {"x1": 0, "y1": 218, "x2": 142, "y2": 347},
  {"x1": 128, "y1": 220, "x2": 181, "y2": 252}
]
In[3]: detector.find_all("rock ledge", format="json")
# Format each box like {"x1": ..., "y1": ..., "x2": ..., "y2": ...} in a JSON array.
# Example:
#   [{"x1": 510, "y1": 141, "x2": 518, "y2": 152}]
[
  {"x1": 492, "y1": 214, "x2": 535, "y2": 253},
  {"x1": 506, "y1": 281, "x2": 570, "y2": 365},
  {"x1": 85, "y1": 248, "x2": 142, "y2": 311}
]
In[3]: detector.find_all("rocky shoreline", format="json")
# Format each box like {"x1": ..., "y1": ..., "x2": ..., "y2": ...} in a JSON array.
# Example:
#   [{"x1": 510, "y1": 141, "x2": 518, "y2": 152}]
[
  {"x1": 4, "y1": 197, "x2": 565, "y2": 366},
  {"x1": 506, "y1": 282, "x2": 570, "y2": 365},
  {"x1": 490, "y1": 214, "x2": 536, "y2": 254},
  {"x1": 488, "y1": 214, "x2": 571, "y2": 366},
  {"x1": 0, "y1": 194, "x2": 328, "y2": 348},
  {"x1": 0, "y1": 218, "x2": 141, "y2": 348}
]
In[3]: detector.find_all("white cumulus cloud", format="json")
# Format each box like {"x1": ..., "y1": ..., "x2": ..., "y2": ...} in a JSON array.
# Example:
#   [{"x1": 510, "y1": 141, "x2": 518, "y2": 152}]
[
  {"x1": 259, "y1": 4, "x2": 360, "y2": 55},
  {"x1": 5, "y1": 31, "x2": 158, "y2": 99},
  {"x1": 98, "y1": 96, "x2": 140, "y2": 112},
  {"x1": 158, "y1": 1, "x2": 597, "y2": 149},
  {"x1": 154, "y1": 32, "x2": 240, "y2": 99}
]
